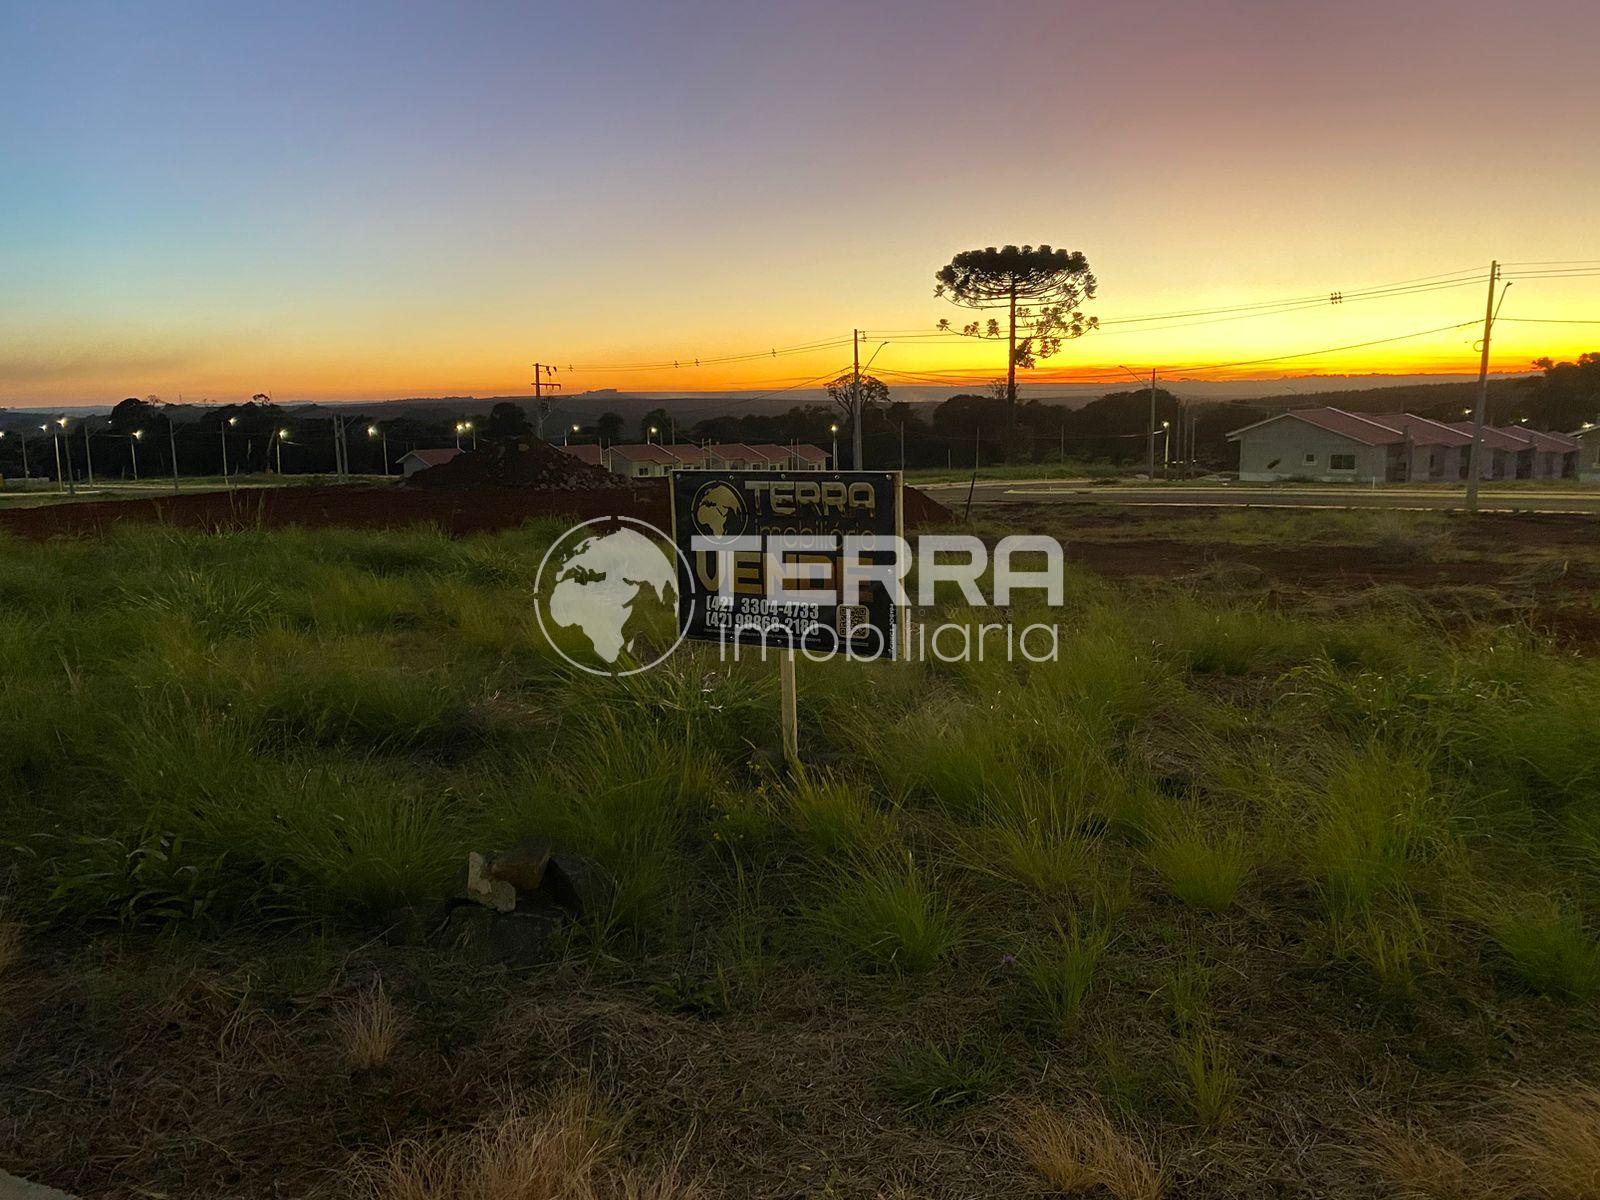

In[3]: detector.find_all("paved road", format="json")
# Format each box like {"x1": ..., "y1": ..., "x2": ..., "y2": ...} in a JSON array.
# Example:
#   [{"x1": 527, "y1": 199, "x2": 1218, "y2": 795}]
[{"x1": 919, "y1": 480, "x2": 1600, "y2": 516}]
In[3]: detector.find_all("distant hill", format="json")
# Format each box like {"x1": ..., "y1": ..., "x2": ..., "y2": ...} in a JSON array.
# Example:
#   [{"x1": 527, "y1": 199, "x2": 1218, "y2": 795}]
[{"x1": 1224, "y1": 378, "x2": 1527, "y2": 422}]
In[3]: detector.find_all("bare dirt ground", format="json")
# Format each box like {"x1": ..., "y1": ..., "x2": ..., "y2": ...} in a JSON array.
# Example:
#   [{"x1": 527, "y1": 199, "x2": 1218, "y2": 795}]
[
  {"x1": 0, "y1": 480, "x2": 955, "y2": 540},
  {"x1": 969, "y1": 501, "x2": 1600, "y2": 647}
]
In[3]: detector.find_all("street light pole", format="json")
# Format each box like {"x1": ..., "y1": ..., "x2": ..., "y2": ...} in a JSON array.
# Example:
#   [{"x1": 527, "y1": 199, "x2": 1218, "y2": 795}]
[
  {"x1": 55, "y1": 419, "x2": 74, "y2": 495},
  {"x1": 46, "y1": 426, "x2": 63, "y2": 493},
  {"x1": 83, "y1": 420, "x2": 95, "y2": 485},
  {"x1": 369, "y1": 425, "x2": 390, "y2": 476},
  {"x1": 830, "y1": 423, "x2": 839, "y2": 468},
  {"x1": 130, "y1": 430, "x2": 142, "y2": 481}
]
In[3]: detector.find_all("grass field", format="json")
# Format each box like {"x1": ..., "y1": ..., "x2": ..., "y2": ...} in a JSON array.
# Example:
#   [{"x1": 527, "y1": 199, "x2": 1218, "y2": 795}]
[{"x1": 2, "y1": 511, "x2": 1599, "y2": 1198}]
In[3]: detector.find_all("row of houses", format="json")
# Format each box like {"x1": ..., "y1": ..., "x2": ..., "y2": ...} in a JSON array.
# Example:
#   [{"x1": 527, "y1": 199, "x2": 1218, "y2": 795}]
[
  {"x1": 1228, "y1": 408, "x2": 1600, "y2": 483},
  {"x1": 561, "y1": 441, "x2": 830, "y2": 479}
]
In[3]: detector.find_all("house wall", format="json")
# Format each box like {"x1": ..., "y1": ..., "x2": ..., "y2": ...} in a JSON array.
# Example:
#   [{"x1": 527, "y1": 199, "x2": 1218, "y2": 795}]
[
  {"x1": 1406, "y1": 443, "x2": 1464, "y2": 482},
  {"x1": 1579, "y1": 431, "x2": 1600, "y2": 482},
  {"x1": 1234, "y1": 420, "x2": 1390, "y2": 483}
]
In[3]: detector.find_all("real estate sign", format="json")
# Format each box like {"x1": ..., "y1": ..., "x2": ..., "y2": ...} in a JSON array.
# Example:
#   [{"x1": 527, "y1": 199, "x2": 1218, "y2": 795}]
[{"x1": 669, "y1": 469, "x2": 903, "y2": 660}]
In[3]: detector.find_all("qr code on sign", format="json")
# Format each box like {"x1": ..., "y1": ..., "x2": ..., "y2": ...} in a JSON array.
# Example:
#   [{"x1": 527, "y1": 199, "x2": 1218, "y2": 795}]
[{"x1": 837, "y1": 605, "x2": 871, "y2": 640}]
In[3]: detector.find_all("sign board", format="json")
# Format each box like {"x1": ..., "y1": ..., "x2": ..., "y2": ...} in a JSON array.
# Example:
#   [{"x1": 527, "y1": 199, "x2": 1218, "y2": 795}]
[{"x1": 669, "y1": 469, "x2": 903, "y2": 660}]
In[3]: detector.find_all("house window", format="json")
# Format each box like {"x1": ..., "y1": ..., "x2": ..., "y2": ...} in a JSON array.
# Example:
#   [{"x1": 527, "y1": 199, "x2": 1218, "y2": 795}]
[
  {"x1": 1303, "y1": 452, "x2": 1318, "y2": 465},
  {"x1": 1330, "y1": 453, "x2": 1357, "y2": 471}
]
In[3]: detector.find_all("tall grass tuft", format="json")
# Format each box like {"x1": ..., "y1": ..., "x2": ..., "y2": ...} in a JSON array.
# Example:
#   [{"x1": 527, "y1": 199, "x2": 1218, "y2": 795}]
[
  {"x1": 1359, "y1": 1121, "x2": 1479, "y2": 1200},
  {"x1": 815, "y1": 856, "x2": 961, "y2": 974},
  {"x1": 1172, "y1": 1029, "x2": 1240, "y2": 1132},
  {"x1": 334, "y1": 981, "x2": 406, "y2": 1070},
  {"x1": 1490, "y1": 900, "x2": 1600, "y2": 1001},
  {"x1": 964, "y1": 776, "x2": 1100, "y2": 898},
  {"x1": 784, "y1": 772, "x2": 895, "y2": 859},
  {"x1": 1495, "y1": 1086, "x2": 1600, "y2": 1200},
  {"x1": 1014, "y1": 1103, "x2": 1164, "y2": 1200},
  {"x1": 1016, "y1": 920, "x2": 1111, "y2": 1033},
  {"x1": 1144, "y1": 817, "x2": 1252, "y2": 912},
  {"x1": 1332, "y1": 900, "x2": 1437, "y2": 998},
  {"x1": 1308, "y1": 745, "x2": 1452, "y2": 917},
  {"x1": 882, "y1": 1036, "x2": 1004, "y2": 1119}
]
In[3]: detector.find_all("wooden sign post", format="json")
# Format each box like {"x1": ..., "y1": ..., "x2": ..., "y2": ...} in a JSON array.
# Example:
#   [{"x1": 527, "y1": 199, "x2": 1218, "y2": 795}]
[
  {"x1": 779, "y1": 650, "x2": 799, "y2": 766},
  {"x1": 670, "y1": 468, "x2": 904, "y2": 769}
]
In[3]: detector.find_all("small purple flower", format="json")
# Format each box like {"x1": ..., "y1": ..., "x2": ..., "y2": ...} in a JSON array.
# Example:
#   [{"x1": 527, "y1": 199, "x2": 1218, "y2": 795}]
[{"x1": 999, "y1": 953, "x2": 1017, "y2": 969}]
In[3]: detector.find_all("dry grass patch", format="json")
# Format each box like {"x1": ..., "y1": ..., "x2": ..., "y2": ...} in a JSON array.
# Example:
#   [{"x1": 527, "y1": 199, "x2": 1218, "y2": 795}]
[
  {"x1": 334, "y1": 980, "x2": 406, "y2": 1071},
  {"x1": 1360, "y1": 1120, "x2": 1482, "y2": 1200},
  {"x1": 1014, "y1": 1102, "x2": 1163, "y2": 1199},
  {"x1": 1496, "y1": 1086, "x2": 1600, "y2": 1200},
  {"x1": 353, "y1": 1090, "x2": 700, "y2": 1200}
]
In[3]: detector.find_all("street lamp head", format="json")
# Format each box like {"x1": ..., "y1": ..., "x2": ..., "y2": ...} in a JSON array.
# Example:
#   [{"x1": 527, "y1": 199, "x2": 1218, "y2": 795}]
[
  {"x1": 367, "y1": 425, "x2": 379, "y2": 437},
  {"x1": 132, "y1": 430, "x2": 143, "y2": 440},
  {"x1": 649, "y1": 425, "x2": 658, "y2": 434},
  {"x1": 462, "y1": 421, "x2": 473, "y2": 431},
  {"x1": 228, "y1": 417, "x2": 238, "y2": 426},
  {"x1": 1162, "y1": 420, "x2": 1171, "y2": 428},
  {"x1": 830, "y1": 423, "x2": 839, "y2": 433},
  {"x1": 278, "y1": 428, "x2": 290, "y2": 438},
  {"x1": 56, "y1": 417, "x2": 68, "y2": 427},
  {"x1": 571, "y1": 424, "x2": 579, "y2": 433}
]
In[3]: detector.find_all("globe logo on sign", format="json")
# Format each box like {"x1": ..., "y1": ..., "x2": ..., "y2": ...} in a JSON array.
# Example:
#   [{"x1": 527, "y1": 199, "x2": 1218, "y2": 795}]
[
  {"x1": 691, "y1": 480, "x2": 749, "y2": 543},
  {"x1": 533, "y1": 516, "x2": 690, "y2": 676}
]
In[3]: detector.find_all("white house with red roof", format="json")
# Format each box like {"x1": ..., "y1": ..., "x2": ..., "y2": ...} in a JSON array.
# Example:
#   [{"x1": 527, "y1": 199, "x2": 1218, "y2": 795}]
[{"x1": 1226, "y1": 408, "x2": 1408, "y2": 483}]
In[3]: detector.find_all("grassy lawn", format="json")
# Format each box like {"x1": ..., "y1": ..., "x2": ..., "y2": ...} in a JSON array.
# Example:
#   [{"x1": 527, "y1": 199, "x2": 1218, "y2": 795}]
[{"x1": 2, "y1": 514, "x2": 1599, "y2": 1197}]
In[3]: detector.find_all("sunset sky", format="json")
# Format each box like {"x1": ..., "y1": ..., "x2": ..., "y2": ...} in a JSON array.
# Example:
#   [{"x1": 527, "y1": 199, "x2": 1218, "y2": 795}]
[{"x1": 3, "y1": 0, "x2": 1598, "y2": 405}]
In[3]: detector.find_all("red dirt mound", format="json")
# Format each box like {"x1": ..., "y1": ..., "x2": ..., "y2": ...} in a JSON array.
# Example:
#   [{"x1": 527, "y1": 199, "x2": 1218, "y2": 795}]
[{"x1": 406, "y1": 438, "x2": 620, "y2": 490}]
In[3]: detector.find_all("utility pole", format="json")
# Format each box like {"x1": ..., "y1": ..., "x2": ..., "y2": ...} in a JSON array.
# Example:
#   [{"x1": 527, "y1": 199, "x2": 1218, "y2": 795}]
[
  {"x1": 533, "y1": 363, "x2": 562, "y2": 439},
  {"x1": 168, "y1": 411, "x2": 180, "y2": 493},
  {"x1": 130, "y1": 431, "x2": 141, "y2": 481},
  {"x1": 1466, "y1": 261, "x2": 1502, "y2": 514},
  {"x1": 1148, "y1": 368, "x2": 1158, "y2": 481},
  {"x1": 19, "y1": 430, "x2": 31, "y2": 489},
  {"x1": 220, "y1": 418, "x2": 230, "y2": 480},
  {"x1": 851, "y1": 330, "x2": 864, "y2": 470},
  {"x1": 83, "y1": 420, "x2": 94, "y2": 485}
]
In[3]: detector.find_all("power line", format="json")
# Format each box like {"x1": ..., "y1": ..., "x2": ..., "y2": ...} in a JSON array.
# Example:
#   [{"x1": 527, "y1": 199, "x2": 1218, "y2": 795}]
[
  {"x1": 1157, "y1": 320, "x2": 1480, "y2": 374},
  {"x1": 1498, "y1": 316, "x2": 1600, "y2": 324}
]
